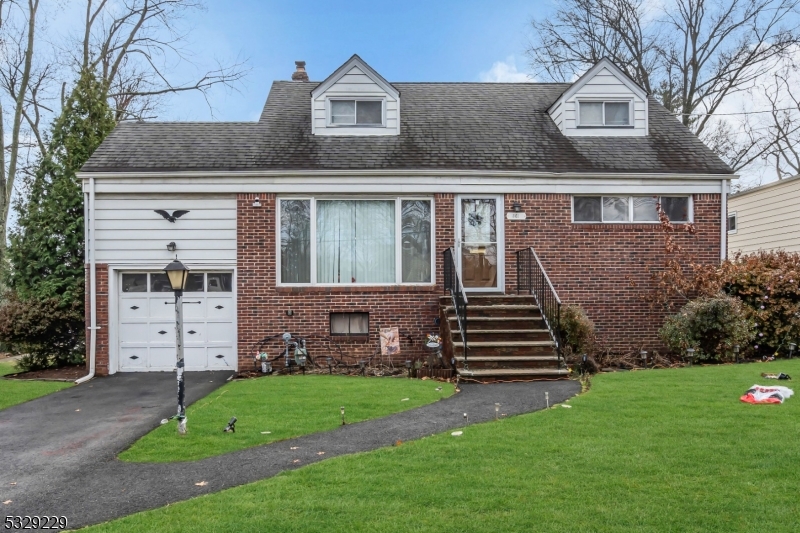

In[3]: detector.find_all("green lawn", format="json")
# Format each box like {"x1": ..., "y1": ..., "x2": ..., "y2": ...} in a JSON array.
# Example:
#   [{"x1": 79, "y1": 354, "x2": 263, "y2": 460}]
[
  {"x1": 86, "y1": 360, "x2": 800, "y2": 533},
  {"x1": 120, "y1": 375, "x2": 454, "y2": 463},
  {"x1": 0, "y1": 359, "x2": 72, "y2": 410}
]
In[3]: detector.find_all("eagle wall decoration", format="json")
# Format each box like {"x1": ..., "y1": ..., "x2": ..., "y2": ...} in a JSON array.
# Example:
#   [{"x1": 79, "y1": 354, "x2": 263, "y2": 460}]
[{"x1": 154, "y1": 210, "x2": 190, "y2": 223}]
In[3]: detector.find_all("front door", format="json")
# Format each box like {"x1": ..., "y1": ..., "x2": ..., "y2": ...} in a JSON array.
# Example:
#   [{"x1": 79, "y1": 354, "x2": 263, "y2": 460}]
[{"x1": 456, "y1": 196, "x2": 504, "y2": 291}]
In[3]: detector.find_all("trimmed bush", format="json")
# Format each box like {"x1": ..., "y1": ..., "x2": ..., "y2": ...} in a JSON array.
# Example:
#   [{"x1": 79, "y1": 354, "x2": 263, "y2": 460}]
[
  {"x1": 559, "y1": 304, "x2": 596, "y2": 355},
  {"x1": 659, "y1": 294, "x2": 756, "y2": 361}
]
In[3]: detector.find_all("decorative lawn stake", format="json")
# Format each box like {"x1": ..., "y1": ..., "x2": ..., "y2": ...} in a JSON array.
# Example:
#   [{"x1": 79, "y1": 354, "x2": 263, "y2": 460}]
[
  {"x1": 640, "y1": 350, "x2": 648, "y2": 369},
  {"x1": 734, "y1": 344, "x2": 741, "y2": 364},
  {"x1": 495, "y1": 403, "x2": 500, "y2": 420},
  {"x1": 463, "y1": 412, "x2": 468, "y2": 426},
  {"x1": 686, "y1": 347, "x2": 695, "y2": 367},
  {"x1": 340, "y1": 406, "x2": 346, "y2": 425},
  {"x1": 789, "y1": 342, "x2": 797, "y2": 359},
  {"x1": 164, "y1": 257, "x2": 190, "y2": 434}
]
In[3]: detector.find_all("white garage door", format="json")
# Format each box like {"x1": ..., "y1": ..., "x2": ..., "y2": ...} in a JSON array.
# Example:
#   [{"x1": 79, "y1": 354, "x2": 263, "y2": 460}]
[{"x1": 118, "y1": 271, "x2": 236, "y2": 371}]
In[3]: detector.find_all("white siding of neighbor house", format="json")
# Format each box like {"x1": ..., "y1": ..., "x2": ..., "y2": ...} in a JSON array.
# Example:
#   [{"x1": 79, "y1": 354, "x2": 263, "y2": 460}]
[
  {"x1": 312, "y1": 66, "x2": 399, "y2": 136},
  {"x1": 549, "y1": 62, "x2": 649, "y2": 137},
  {"x1": 728, "y1": 177, "x2": 800, "y2": 256},
  {"x1": 93, "y1": 195, "x2": 237, "y2": 264}
]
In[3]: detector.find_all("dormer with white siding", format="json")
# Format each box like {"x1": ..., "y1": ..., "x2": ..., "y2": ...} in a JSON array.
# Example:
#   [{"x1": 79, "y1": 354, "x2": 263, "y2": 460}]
[
  {"x1": 548, "y1": 58, "x2": 648, "y2": 137},
  {"x1": 311, "y1": 55, "x2": 400, "y2": 136}
]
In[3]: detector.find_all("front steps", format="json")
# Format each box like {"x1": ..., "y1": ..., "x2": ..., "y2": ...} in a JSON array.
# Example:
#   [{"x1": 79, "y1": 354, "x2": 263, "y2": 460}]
[{"x1": 442, "y1": 295, "x2": 568, "y2": 381}]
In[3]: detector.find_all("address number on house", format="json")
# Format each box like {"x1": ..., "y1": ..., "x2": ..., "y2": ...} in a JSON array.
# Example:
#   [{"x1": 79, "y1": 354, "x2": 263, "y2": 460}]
[{"x1": 506, "y1": 212, "x2": 526, "y2": 220}]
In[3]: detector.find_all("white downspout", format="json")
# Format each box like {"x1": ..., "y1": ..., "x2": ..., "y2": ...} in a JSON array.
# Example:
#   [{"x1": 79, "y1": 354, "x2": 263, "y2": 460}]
[
  {"x1": 720, "y1": 179, "x2": 728, "y2": 262},
  {"x1": 76, "y1": 176, "x2": 97, "y2": 384}
]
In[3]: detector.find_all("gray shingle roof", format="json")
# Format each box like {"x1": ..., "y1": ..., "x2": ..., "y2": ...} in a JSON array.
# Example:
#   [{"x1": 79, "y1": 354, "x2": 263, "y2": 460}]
[{"x1": 82, "y1": 81, "x2": 732, "y2": 174}]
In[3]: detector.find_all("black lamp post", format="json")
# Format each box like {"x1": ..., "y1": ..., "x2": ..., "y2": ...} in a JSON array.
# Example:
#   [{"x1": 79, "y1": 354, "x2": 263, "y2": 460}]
[{"x1": 164, "y1": 258, "x2": 189, "y2": 434}]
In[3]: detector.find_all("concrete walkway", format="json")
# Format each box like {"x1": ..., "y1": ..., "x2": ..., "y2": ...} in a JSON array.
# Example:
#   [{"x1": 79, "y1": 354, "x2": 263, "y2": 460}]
[{"x1": 1, "y1": 374, "x2": 579, "y2": 529}]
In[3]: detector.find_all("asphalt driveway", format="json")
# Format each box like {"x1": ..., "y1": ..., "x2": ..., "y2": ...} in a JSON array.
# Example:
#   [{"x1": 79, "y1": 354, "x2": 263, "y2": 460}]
[{"x1": 1, "y1": 374, "x2": 579, "y2": 529}]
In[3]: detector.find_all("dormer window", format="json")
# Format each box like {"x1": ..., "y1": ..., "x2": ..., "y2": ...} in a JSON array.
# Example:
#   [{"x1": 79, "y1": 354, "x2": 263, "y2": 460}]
[
  {"x1": 330, "y1": 99, "x2": 383, "y2": 126},
  {"x1": 578, "y1": 101, "x2": 631, "y2": 127}
]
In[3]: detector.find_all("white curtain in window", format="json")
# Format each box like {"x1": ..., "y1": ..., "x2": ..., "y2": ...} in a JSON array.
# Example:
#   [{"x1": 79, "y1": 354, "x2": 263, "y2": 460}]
[{"x1": 317, "y1": 200, "x2": 395, "y2": 283}]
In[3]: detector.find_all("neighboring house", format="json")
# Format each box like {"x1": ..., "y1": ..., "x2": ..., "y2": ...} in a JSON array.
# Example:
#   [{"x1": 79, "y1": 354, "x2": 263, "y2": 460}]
[
  {"x1": 727, "y1": 175, "x2": 800, "y2": 257},
  {"x1": 79, "y1": 55, "x2": 733, "y2": 378}
]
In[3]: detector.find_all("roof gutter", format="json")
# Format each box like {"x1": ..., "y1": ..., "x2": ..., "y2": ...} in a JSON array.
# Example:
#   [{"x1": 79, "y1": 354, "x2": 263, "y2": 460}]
[
  {"x1": 76, "y1": 176, "x2": 97, "y2": 385},
  {"x1": 76, "y1": 169, "x2": 738, "y2": 181}
]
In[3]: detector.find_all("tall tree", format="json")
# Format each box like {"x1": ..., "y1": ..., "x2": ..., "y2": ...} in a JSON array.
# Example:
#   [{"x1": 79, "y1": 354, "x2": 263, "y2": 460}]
[
  {"x1": 527, "y1": 0, "x2": 800, "y2": 175},
  {"x1": 0, "y1": 68, "x2": 114, "y2": 367}
]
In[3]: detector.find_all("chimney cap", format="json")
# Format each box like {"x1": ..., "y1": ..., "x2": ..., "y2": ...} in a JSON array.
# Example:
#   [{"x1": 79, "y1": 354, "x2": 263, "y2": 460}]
[{"x1": 292, "y1": 60, "x2": 309, "y2": 82}]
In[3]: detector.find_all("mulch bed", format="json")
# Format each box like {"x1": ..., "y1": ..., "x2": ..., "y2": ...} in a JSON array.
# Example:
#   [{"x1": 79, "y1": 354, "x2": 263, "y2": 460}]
[{"x1": 5, "y1": 365, "x2": 86, "y2": 381}]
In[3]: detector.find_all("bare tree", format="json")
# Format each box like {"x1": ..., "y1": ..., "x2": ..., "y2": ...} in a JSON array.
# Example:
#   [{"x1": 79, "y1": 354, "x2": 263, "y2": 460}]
[
  {"x1": 78, "y1": 0, "x2": 248, "y2": 121},
  {"x1": 527, "y1": 0, "x2": 800, "y2": 172},
  {"x1": 0, "y1": 0, "x2": 40, "y2": 262},
  {"x1": 0, "y1": 0, "x2": 249, "y2": 259}
]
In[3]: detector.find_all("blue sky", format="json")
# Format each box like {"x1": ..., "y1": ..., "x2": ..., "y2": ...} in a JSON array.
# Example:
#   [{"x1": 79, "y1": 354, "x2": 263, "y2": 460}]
[{"x1": 165, "y1": 0, "x2": 550, "y2": 121}]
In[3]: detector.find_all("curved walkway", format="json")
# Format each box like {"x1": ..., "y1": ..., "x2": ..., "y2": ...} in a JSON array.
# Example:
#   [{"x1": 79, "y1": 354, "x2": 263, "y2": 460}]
[{"x1": 1, "y1": 374, "x2": 579, "y2": 529}]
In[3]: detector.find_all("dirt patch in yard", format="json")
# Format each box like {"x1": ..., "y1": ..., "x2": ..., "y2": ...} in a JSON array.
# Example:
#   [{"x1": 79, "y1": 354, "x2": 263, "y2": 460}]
[{"x1": 6, "y1": 365, "x2": 86, "y2": 381}]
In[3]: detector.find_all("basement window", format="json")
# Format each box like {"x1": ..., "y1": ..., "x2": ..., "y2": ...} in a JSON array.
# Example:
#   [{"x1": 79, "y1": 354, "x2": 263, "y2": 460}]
[
  {"x1": 330, "y1": 99, "x2": 383, "y2": 126},
  {"x1": 330, "y1": 312, "x2": 369, "y2": 336}
]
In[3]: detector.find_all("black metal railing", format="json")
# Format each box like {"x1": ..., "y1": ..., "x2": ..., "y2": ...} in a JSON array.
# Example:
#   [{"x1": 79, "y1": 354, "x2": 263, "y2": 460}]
[
  {"x1": 515, "y1": 247, "x2": 563, "y2": 367},
  {"x1": 443, "y1": 247, "x2": 469, "y2": 369}
]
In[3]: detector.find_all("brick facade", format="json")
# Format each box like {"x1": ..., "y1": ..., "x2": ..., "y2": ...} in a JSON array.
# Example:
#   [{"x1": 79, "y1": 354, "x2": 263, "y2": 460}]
[
  {"x1": 86, "y1": 192, "x2": 721, "y2": 373},
  {"x1": 236, "y1": 193, "x2": 455, "y2": 371},
  {"x1": 85, "y1": 264, "x2": 110, "y2": 375},
  {"x1": 503, "y1": 193, "x2": 722, "y2": 350}
]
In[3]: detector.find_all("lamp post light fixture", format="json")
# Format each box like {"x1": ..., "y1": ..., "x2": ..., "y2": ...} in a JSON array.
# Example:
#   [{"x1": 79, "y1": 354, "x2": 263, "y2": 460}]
[
  {"x1": 166, "y1": 242, "x2": 176, "y2": 252},
  {"x1": 686, "y1": 347, "x2": 695, "y2": 367},
  {"x1": 734, "y1": 344, "x2": 741, "y2": 364},
  {"x1": 789, "y1": 342, "x2": 797, "y2": 359},
  {"x1": 340, "y1": 406, "x2": 346, "y2": 425},
  {"x1": 164, "y1": 257, "x2": 190, "y2": 434},
  {"x1": 640, "y1": 350, "x2": 648, "y2": 369}
]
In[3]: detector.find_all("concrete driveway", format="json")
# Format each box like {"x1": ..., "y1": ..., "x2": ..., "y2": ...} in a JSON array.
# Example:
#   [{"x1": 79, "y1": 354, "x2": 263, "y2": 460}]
[{"x1": 0, "y1": 372, "x2": 232, "y2": 518}]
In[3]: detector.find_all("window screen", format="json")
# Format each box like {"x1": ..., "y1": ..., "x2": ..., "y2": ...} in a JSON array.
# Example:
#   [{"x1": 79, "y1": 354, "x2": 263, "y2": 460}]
[{"x1": 574, "y1": 197, "x2": 602, "y2": 222}]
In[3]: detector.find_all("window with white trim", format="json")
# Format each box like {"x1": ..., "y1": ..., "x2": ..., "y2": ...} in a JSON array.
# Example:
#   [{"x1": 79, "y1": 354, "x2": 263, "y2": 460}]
[
  {"x1": 278, "y1": 198, "x2": 433, "y2": 285},
  {"x1": 573, "y1": 196, "x2": 691, "y2": 223},
  {"x1": 578, "y1": 101, "x2": 631, "y2": 126},
  {"x1": 329, "y1": 99, "x2": 383, "y2": 126},
  {"x1": 728, "y1": 212, "x2": 737, "y2": 233}
]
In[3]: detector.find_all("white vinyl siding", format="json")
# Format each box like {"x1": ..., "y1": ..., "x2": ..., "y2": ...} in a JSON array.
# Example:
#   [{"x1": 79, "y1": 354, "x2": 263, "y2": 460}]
[
  {"x1": 727, "y1": 177, "x2": 800, "y2": 256},
  {"x1": 94, "y1": 195, "x2": 237, "y2": 264},
  {"x1": 548, "y1": 62, "x2": 648, "y2": 137},
  {"x1": 312, "y1": 65, "x2": 399, "y2": 136}
]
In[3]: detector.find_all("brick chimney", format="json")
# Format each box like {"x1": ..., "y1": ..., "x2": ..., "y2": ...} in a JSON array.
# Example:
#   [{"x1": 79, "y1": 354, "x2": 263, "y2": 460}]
[{"x1": 292, "y1": 61, "x2": 309, "y2": 82}]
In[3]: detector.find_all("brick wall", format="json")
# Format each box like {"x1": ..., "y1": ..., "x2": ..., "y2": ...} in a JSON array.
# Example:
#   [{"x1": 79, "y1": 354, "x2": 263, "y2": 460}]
[
  {"x1": 85, "y1": 264, "x2": 110, "y2": 375},
  {"x1": 236, "y1": 194, "x2": 455, "y2": 371},
  {"x1": 503, "y1": 193, "x2": 722, "y2": 351}
]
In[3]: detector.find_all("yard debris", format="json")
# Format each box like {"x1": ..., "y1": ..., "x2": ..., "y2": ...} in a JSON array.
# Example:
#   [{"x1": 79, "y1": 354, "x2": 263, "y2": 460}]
[
  {"x1": 394, "y1": 440, "x2": 402, "y2": 446},
  {"x1": 290, "y1": 446, "x2": 299, "y2": 450},
  {"x1": 292, "y1": 459, "x2": 300, "y2": 464},
  {"x1": 317, "y1": 451, "x2": 325, "y2": 455},
  {"x1": 761, "y1": 372, "x2": 791, "y2": 380},
  {"x1": 435, "y1": 386, "x2": 443, "y2": 391},
  {"x1": 740, "y1": 385, "x2": 794, "y2": 404},
  {"x1": 160, "y1": 419, "x2": 169, "y2": 425},
  {"x1": 561, "y1": 404, "x2": 572, "y2": 408},
  {"x1": 194, "y1": 481, "x2": 208, "y2": 487},
  {"x1": 451, "y1": 431, "x2": 463, "y2": 436},
  {"x1": 2, "y1": 500, "x2": 11, "y2": 505},
  {"x1": 9, "y1": 482, "x2": 16, "y2": 485},
  {"x1": 401, "y1": 398, "x2": 409, "y2": 401},
  {"x1": 260, "y1": 431, "x2": 271, "y2": 434},
  {"x1": 75, "y1": 409, "x2": 80, "y2": 412}
]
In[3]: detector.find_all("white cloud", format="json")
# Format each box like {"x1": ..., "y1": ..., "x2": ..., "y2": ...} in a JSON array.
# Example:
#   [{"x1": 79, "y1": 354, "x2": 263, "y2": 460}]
[{"x1": 479, "y1": 56, "x2": 532, "y2": 83}]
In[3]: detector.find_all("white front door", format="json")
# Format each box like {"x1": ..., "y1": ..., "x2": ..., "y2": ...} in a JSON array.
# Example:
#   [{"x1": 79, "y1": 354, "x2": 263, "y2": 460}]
[
  {"x1": 455, "y1": 196, "x2": 504, "y2": 292},
  {"x1": 118, "y1": 271, "x2": 236, "y2": 371}
]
